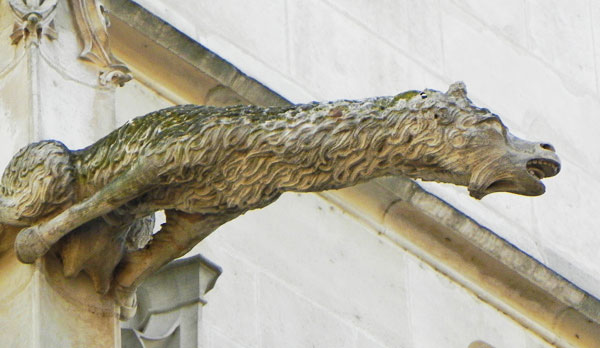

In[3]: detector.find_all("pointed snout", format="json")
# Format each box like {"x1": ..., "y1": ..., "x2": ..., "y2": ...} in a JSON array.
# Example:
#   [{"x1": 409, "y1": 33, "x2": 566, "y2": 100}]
[
  {"x1": 507, "y1": 134, "x2": 561, "y2": 174},
  {"x1": 531, "y1": 141, "x2": 561, "y2": 178},
  {"x1": 468, "y1": 135, "x2": 561, "y2": 199}
]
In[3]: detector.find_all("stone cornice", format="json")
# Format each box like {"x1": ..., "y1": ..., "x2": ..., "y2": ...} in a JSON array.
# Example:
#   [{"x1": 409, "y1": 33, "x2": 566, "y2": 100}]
[{"x1": 103, "y1": 0, "x2": 289, "y2": 106}]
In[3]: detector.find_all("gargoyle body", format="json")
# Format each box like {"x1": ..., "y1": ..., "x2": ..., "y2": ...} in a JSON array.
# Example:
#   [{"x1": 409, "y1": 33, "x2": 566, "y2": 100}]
[{"x1": 0, "y1": 82, "x2": 560, "y2": 318}]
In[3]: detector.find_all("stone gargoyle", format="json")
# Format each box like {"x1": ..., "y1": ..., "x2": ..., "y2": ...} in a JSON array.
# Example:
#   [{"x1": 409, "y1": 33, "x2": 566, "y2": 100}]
[{"x1": 0, "y1": 82, "x2": 560, "y2": 318}]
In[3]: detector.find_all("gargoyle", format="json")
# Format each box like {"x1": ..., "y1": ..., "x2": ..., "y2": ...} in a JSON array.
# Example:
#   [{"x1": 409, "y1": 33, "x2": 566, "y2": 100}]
[{"x1": 0, "y1": 82, "x2": 560, "y2": 319}]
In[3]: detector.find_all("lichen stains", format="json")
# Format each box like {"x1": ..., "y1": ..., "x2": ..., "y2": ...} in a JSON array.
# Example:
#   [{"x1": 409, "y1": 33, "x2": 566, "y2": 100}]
[{"x1": 392, "y1": 90, "x2": 420, "y2": 104}]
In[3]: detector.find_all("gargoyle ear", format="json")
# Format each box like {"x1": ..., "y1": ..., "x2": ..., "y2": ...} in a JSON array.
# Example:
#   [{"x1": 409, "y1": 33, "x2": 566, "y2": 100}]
[{"x1": 447, "y1": 81, "x2": 468, "y2": 99}]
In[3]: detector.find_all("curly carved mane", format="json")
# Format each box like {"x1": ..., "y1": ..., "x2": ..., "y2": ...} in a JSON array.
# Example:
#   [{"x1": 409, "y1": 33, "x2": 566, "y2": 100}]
[
  {"x1": 70, "y1": 94, "x2": 498, "y2": 213},
  {"x1": 0, "y1": 89, "x2": 501, "y2": 220}
]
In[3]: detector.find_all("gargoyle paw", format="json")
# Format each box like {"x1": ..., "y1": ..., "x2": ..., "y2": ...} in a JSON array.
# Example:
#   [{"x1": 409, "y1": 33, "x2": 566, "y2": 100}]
[
  {"x1": 114, "y1": 284, "x2": 138, "y2": 321},
  {"x1": 14, "y1": 225, "x2": 50, "y2": 264}
]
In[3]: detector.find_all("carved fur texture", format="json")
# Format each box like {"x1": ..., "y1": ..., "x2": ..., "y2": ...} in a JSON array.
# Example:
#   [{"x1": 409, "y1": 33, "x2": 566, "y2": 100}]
[
  {"x1": 0, "y1": 82, "x2": 560, "y2": 318},
  {"x1": 1, "y1": 141, "x2": 75, "y2": 220}
]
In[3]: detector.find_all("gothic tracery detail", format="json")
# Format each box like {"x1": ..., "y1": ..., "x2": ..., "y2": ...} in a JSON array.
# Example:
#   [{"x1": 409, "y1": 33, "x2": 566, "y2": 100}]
[{"x1": 9, "y1": 0, "x2": 58, "y2": 45}]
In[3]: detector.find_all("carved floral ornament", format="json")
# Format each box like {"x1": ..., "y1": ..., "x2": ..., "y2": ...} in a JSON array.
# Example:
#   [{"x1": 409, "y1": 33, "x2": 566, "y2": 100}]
[
  {"x1": 0, "y1": 82, "x2": 560, "y2": 319},
  {"x1": 8, "y1": 0, "x2": 131, "y2": 86},
  {"x1": 9, "y1": 0, "x2": 58, "y2": 45}
]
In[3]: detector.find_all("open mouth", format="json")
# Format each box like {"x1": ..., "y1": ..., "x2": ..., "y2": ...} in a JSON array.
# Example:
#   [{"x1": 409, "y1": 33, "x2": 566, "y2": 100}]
[
  {"x1": 526, "y1": 159, "x2": 560, "y2": 180},
  {"x1": 471, "y1": 158, "x2": 561, "y2": 199},
  {"x1": 484, "y1": 179, "x2": 515, "y2": 192}
]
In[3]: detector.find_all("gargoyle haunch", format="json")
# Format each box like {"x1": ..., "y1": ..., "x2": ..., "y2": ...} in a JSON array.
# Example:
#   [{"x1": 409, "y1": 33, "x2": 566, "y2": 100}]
[{"x1": 0, "y1": 82, "x2": 559, "y2": 318}]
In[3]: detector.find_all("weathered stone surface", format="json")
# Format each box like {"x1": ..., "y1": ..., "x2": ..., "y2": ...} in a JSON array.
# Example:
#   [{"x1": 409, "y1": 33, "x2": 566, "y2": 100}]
[
  {"x1": 199, "y1": 245, "x2": 260, "y2": 348},
  {"x1": 0, "y1": 57, "x2": 33, "y2": 170},
  {"x1": 208, "y1": 329, "x2": 250, "y2": 348},
  {"x1": 0, "y1": 250, "x2": 120, "y2": 348},
  {"x1": 198, "y1": 193, "x2": 413, "y2": 348},
  {"x1": 197, "y1": 191, "x2": 561, "y2": 347},
  {"x1": 115, "y1": 79, "x2": 173, "y2": 125},
  {"x1": 0, "y1": 83, "x2": 559, "y2": 322},
  {"x1": 406, "y1": 256, "x2": 548, "y2": 347}
]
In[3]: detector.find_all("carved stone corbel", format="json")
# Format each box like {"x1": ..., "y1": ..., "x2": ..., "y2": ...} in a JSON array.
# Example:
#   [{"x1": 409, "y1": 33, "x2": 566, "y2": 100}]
[
  {"x1": 9, "y1": 0, "x2": 58, "y2": 45},
  {"x1": 68, "y1": 0, "x2": 132, "y2": 86},
  {"x1": 121, "y1": 255, "x2": 221, "y2": 348}
]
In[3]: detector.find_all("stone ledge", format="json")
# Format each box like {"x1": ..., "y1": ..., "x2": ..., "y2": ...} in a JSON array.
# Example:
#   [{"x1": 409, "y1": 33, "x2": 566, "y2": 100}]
[{"x1": 104, "y1": 0, "x2": 289, "y2": 108}]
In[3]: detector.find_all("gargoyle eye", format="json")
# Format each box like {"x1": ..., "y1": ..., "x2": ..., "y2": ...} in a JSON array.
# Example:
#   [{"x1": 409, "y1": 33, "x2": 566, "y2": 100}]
[{"x1": 420, "y1": 92, "x2": 427, "y2": 99}]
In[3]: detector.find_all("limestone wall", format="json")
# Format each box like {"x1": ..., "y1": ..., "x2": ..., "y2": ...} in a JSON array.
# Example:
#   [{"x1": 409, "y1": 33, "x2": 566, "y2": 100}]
[
  {"x1": 197, "y1": 194, "x2": 558, "y2": 348},
  {"x1": 0, "y1": 2, "x2": 126, "y2": 346}
]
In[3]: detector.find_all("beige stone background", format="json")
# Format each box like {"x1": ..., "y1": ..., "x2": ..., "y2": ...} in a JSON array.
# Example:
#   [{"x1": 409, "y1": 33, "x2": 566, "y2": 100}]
[{"x1": 117, "y1": 1, "x2": 600, "y2": 347}]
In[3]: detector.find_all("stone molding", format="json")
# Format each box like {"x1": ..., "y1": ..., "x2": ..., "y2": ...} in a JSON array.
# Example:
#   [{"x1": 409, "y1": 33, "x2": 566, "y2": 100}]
[
  {"x1": 68, "y1": 0, "x2": 131, "y2": 86},
  {"x1": 104, "y1": 0, "x2": 287, "y2": 106},
  {"x1": 7, "y1": 0, "x2": 131, "y2": 87}
]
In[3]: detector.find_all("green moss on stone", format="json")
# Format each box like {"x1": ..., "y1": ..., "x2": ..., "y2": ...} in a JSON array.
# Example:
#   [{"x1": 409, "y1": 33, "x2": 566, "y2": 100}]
[{"x1": 392, "y1": 90, "x2": 420, "y2": 103}]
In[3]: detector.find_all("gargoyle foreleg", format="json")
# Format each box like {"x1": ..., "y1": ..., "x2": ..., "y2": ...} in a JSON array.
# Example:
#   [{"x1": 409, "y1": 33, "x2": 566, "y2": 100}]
[
  {"x1": 113, "y1": 209, "x2": 239, "y2": 319},
  {"x1": 14, "y1": 161, "x2": 160, "y2": 264},
  {"x1": 60, "y1": 218, "x2": 134, "y2": 295}
]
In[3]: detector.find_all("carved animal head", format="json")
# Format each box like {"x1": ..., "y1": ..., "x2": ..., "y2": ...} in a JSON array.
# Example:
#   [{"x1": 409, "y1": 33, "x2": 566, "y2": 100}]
[{"x1": 387, "y1": 82, "x2": 560, "y2": 199}]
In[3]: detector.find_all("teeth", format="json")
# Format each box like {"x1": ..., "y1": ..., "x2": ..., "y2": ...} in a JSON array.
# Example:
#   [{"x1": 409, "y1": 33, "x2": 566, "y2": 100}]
[
  {"x1": 528, "y1": 168, "x2": 545, "y2": 179},
  {"x1": 528, "y1": 159, "x2": 559, "y2": 176}
]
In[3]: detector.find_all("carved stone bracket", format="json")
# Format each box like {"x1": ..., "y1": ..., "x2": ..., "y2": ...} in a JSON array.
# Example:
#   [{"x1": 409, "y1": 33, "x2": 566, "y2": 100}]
[
  {"x1": 9, "y1": 0, "x2": 58, "y2": 45},
  {"x1": 69, "y1": 0, "x2": 131, "y2": 86},
  {"x1": 121, "y1": 255, "x2": 222, "y2": 348}
]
